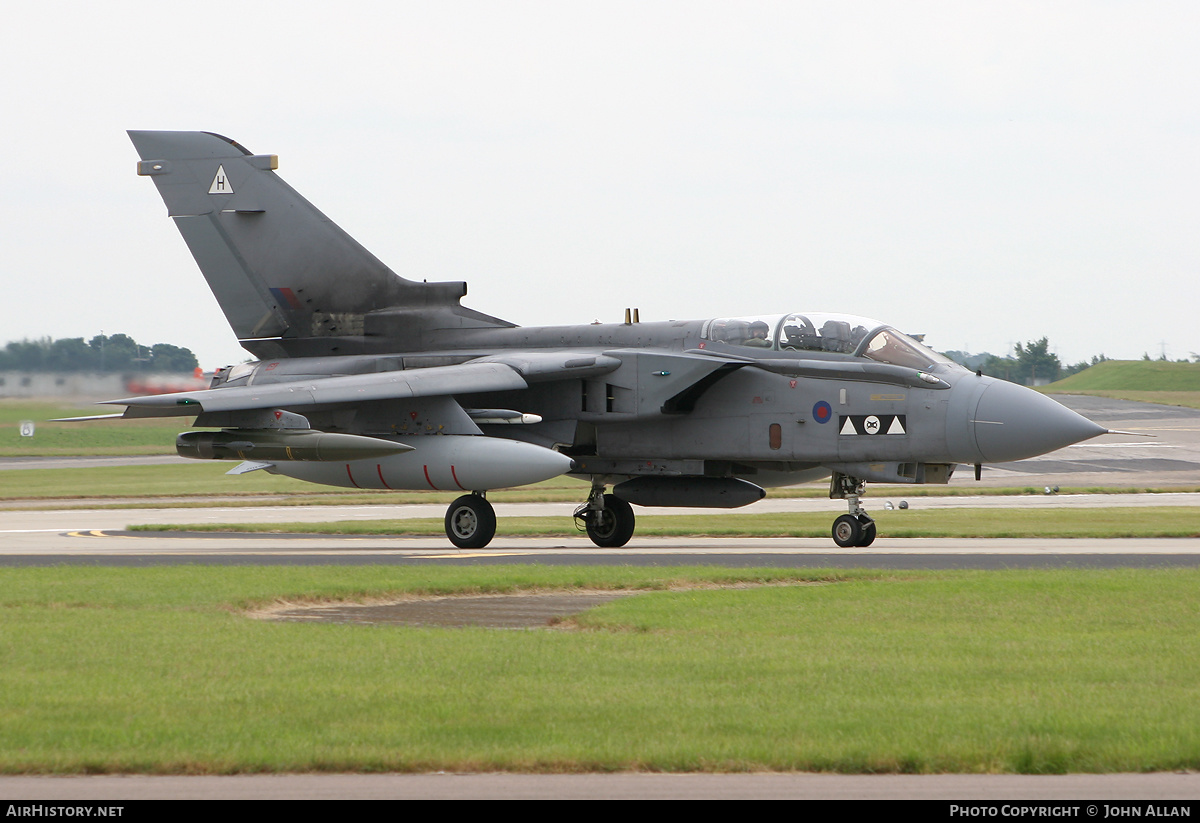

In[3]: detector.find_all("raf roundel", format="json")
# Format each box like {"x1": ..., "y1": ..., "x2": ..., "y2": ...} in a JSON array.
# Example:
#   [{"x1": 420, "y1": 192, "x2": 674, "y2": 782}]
[{"x1": 813, "y1": 401, "x2": 832, "y2": 424}]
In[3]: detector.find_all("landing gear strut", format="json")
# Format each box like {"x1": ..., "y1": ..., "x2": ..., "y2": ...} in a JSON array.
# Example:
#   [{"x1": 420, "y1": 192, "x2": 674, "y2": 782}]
[
  {"x1": 444, "y1": 492, "x2": 496, "y2": 549},
  {"x1": 829, "y1": 472, "x2": 876, "y2": 548},
  {"x1": 574, "y1": 484, "x2": 636, "y2": 548}
]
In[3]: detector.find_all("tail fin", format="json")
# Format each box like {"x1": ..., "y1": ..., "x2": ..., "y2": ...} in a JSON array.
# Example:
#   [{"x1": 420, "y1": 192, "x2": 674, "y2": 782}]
[{"x1": 128, "y1": 131, "x2": 511, "y2": 358}]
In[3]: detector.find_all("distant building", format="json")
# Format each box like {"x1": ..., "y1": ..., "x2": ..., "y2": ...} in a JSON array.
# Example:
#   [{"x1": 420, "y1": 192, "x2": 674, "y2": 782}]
[{"x1": 0, "y1": 371, "x2": 205, "y2": 399}]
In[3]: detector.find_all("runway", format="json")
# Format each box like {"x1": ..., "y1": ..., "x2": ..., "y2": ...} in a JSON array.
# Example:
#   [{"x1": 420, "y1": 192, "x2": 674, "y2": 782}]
[
  {"x1": 4, "y1": 488, "x2": 1200, "y2": 572},
  {"x1": 5, "y1": 511, "x2": 1200, "y2": 568}
]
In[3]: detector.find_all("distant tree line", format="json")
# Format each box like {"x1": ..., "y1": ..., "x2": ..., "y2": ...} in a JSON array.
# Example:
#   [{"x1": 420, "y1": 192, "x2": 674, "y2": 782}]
[
  {"x1": 943, "y1": 337, "x2": 1107, "y2": 385},
  {"x1": 944, "y1": 337, "x2": 1198, "y2": 386},
  {"x1": 0, "y1": 334, "x2": 198, "y2": 373}
]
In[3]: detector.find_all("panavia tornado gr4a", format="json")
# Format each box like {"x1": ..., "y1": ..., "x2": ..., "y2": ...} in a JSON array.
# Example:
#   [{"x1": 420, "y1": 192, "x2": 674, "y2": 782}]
[{"x1": 105, "y1": 130, "x2": 1107, "y2": 549}]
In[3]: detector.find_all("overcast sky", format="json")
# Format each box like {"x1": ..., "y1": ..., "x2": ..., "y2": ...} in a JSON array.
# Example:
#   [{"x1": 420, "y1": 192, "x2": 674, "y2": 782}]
[{"x1": 3, "y1": 1, "x2": 1197, "y2": 369}]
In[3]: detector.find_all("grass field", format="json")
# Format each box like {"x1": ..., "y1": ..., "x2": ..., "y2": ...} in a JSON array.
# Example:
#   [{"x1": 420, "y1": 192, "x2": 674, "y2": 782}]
[
  {"x1": 0, "y1": 400, "x2": 183, "y2": 457},
  {"x1": 1048, "y1": 360, "x2": 1200, "y2": 392},
  {"x1": 3, "y1": 565, "x2": 1199, "y2": 774},
  {"x1": 1042, "y1": 360, "x2": 1200, "y2": 409}
]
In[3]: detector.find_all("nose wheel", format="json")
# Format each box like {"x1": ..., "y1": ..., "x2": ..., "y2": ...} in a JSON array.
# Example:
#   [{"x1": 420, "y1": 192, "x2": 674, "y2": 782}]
[
  {"x1": 832, "y1": 513, "x2": 876, "y2": 548},
  {"x1": 829, "y1": 472, "x2": 877, "y2": 548}
]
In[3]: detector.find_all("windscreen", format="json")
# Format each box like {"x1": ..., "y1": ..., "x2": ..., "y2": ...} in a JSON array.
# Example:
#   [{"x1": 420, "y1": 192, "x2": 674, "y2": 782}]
[{"x1": 858, "y1": 328, "x2": 953, "y2": 369}]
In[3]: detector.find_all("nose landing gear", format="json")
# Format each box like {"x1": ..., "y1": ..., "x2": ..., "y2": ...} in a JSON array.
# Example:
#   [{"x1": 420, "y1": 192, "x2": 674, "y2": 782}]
[
  {"x1": 830, "y1": 472, "x2": 876, "y2": 548},
  {"x1": 832, "y1": 512, "x2": 877, "y2": 548}
]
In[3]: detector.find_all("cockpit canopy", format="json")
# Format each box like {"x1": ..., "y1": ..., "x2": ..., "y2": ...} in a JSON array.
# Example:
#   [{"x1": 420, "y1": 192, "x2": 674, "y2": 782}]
[{"x1": 701, "y1": 313, "x2": 952, "y2": 370}]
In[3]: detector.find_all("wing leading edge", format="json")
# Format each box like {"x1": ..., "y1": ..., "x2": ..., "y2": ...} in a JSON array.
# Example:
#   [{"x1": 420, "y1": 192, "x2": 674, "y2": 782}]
[
  {"x1": 100, "y1": 352, "x2": 626, "y2": 418},
  {"x1": 103, "y1": 362, "x2": 529, "y2": 417}
]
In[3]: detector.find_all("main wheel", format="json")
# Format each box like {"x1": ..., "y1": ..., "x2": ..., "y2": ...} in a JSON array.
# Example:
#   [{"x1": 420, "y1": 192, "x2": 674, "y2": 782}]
[
  {"x1": 856, "y1": 515, "x2": 877, "y2": 547},
  {"x1": 585, "y1": 494, "x2": 636, "y2": 548},
  {"x1": 444, "y1": 494, "x2": 496, "y2": 549},
  {"x1": 832, "y1": 514, "x2": 863, "y2": 548}
]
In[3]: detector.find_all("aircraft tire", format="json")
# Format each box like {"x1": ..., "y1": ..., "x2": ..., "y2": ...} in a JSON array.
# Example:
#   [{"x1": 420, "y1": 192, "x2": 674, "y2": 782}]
[
  {"x1": 445, "y1": 494, "x2": 497, "y2": 549},
  {"x1": 856, "y1": 515, "x2": 877, "y2": 547},
  {"x1": 586, "y1": 494, "x2": 636, "y2": 548},
  {"x1": 832, "y1": 514, "x2": 863, "y2": 548}
]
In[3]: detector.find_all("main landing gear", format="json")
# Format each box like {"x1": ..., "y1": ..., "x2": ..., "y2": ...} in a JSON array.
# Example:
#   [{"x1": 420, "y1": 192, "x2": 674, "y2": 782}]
[
  {"x1": 443, "y1": 478, "x2": 873, "y2": 551},
  {"x1": 574, "y1": 484, "x2": 636, "y2": 548},
  {"x1": 829, "y1": 472, "x2": 876, "y2": 548},
  {"x1": 444, "y1": 492, "x2": 496, "y2": 549}
]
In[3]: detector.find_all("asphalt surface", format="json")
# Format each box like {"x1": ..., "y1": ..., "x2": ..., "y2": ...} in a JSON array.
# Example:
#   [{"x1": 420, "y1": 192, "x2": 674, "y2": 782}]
[{"x1": 3, "y1": 772, "x2": 1199, "y2": 800}]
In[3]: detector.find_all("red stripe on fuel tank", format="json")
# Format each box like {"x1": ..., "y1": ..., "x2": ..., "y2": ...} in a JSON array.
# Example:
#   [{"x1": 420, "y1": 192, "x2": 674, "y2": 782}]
[
  {"x1": 345, "y1": 464, "x2": 360, "y2": 488},
  {"x1": 423, "y1": 464, "x2": 439, "y2": 490},
  {"x1": 377, "y1": 464, "x2": 391, "y2": 490},
  {"x1": 450, "y1": 465, "x2": 467, "y2": 491}
]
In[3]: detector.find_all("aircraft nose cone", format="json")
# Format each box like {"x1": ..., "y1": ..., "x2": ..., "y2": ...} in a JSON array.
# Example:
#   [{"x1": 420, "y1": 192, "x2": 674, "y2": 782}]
[{"x1": 972, "y1": 380, "x2": 1106, "y2": 463}]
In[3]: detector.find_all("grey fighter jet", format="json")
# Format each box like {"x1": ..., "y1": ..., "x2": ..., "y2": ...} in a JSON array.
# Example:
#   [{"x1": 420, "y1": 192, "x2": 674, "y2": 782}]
[{"x1": 105, "y1": 130, "x2": 1107, "y2": 549}]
